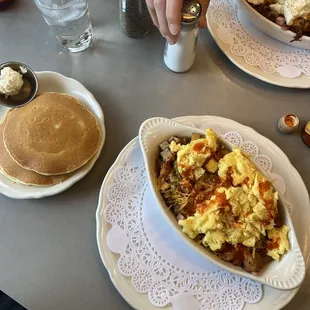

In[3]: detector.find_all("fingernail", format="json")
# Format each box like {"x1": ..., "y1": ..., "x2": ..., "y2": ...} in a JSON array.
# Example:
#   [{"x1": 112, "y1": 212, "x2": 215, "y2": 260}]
[
  {"x1": 169, "y1": 24, "x2": 179, "y2": 36},
  {"x1": 166, "y1": 36, "x2": 175, "y2": 45}
]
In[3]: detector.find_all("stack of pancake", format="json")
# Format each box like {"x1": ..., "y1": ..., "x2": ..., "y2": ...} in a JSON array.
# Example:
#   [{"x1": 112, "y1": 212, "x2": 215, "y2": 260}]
[{"x1": 0, "y1": 92, "x2": 101, "y2": 186}]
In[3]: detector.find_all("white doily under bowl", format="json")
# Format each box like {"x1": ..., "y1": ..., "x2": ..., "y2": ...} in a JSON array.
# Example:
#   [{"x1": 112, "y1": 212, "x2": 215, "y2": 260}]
[
  {"x1": 207, "y1": 0, "x2": 310, "y2": 88},
  {"x1": 96, "y1": 116, "x2": 310, "y2": 310}
]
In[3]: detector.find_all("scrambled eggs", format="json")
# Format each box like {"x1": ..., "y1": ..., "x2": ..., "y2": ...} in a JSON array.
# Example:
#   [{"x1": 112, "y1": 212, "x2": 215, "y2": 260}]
[
  {"x1": 170, "y1": 129, "x2": 218, "y2": 180},
  {"x1": 175, "y1": 135, "x2": 290, "y2": 261},
  {"x1": 267, "y1": 226, "x2": 290, "y2": 260}
]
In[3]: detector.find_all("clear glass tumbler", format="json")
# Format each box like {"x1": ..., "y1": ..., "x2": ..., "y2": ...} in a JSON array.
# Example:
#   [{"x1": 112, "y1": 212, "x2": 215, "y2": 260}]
[{"x1": 33, "y1": 0, "x2": 93, "y2": 52}]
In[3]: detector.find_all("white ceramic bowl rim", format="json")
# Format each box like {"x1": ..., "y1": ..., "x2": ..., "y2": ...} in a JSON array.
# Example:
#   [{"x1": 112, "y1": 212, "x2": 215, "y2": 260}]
[{"x1": 138, "y1": 117, "x2": 306, "y2": 291}]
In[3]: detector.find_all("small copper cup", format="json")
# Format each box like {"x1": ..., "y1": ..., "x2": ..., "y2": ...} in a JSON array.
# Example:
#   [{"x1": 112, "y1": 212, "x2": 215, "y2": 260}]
[{"x1": 278, "y1": 114, "x2": 299, "y2": 134}]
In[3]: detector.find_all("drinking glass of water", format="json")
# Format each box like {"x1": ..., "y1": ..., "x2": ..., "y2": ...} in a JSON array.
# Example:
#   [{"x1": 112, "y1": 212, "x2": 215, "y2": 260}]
[{"x1": 34, "y1": 0, "x2": 93, "y2": 52}]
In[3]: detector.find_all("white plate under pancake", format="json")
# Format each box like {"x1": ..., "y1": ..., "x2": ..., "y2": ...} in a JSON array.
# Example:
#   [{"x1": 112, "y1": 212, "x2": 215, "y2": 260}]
[{"x1": 0, "y1": 71, "x2": 105, "y2": 199}]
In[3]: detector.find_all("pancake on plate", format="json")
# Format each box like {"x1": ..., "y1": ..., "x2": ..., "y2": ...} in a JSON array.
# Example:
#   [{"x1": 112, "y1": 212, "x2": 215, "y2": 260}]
[
  {"x1": 3, "y1": 92, "x2": 101, "y2": 175},
  {"x1": 0, "y1": 112, "x2": 69, "y2": 186}
]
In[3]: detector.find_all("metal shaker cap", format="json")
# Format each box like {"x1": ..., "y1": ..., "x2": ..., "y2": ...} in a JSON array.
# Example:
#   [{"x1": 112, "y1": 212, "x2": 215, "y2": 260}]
[{"x1": 181, "y1": 1, "x2": 202, "y2": 30}]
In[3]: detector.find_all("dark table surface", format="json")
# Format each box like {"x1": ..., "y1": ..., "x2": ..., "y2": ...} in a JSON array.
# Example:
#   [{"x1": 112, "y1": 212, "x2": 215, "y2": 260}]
[{"x1": 0, "y1": 0, "x2": 309, "y2": 309}]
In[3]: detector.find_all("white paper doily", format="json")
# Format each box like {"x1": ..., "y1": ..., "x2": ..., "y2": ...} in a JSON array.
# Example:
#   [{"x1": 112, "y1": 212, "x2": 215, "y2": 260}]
[
  {"x1": 103, "y1": 125, "x2": 288, "y2": 310},
  {"x1": 207, "y1": 0, "x2": 310, "y2": 87}
]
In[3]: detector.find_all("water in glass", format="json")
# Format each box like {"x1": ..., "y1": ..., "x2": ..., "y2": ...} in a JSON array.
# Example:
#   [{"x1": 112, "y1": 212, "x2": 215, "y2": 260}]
[{"x1": 34, "y1": 0, "x2": 93, "y2": 52}]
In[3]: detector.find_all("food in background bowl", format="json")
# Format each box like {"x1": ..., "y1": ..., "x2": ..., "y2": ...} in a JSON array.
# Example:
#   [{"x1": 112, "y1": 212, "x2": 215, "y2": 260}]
[
  {"x1": 247, "y1": 0, "x2": 310, "y2": 41},
  {"x1": 157, "y1": 129, "x2": 290, "y2": 273}
]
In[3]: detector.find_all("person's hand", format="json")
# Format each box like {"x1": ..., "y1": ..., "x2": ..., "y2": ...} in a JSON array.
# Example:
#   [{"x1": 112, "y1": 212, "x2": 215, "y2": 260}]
[{"x1": 146, "y1": 0, "x2": 209, "y2": 45}]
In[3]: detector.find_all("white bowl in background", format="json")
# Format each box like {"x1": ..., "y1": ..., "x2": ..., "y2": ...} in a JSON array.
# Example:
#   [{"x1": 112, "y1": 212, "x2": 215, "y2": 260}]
[
  {"x1": 139, "y1": 117, "x2": 305, "y2": 290},
  {"x1": 236, "y1": 0, "x2": 310, "y2": 50}
]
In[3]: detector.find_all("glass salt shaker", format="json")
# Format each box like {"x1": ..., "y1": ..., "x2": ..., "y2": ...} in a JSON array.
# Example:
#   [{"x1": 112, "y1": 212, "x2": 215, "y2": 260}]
[
  {"x1": 120, "y1": 0, "x2": 153, "y2": 38},
  {"x1": 164, "y1": 1, "x2": 202, "y2": 73}
]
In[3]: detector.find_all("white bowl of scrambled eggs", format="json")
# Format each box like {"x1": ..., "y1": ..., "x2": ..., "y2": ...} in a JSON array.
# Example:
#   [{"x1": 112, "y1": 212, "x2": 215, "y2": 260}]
[
  {"x1": 139, "y1": 117, "x2": 305, "y2": 290},
  {"x1": 237, "y1": 0, "x2": 310, "y2": 50}
]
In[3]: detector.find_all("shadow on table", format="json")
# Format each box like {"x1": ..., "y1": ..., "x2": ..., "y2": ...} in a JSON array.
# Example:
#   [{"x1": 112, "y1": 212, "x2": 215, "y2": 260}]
[
  {"x1": 8, "y1": 0, "x2": 21, "y2": 10},
  {"x1": 282, "y1": 270, "x2": 310, "y2": 310}
]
